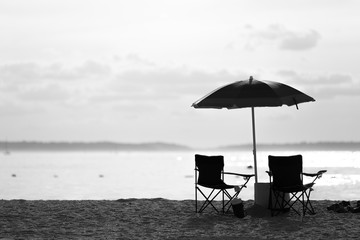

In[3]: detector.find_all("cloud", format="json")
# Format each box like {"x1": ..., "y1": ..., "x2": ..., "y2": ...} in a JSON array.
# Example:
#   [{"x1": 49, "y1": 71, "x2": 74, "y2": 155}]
[
  {"x1": 18, "y1": 83, "x2": 71, "y2": 102},
  {"x1": 73, "y1": 61, "x2": 112, "y2": 78},
  {"x1": 276, "y1": 70, "x2": 353, "y2": 86},
  {"x1": 280, "y1": 30, "x2": 321, "y2": 50},
  {"x1": 0, "y1": 62, "x2": 42, "y2": 83},
  {"x1": 243, "y1": 24, "x2": 321, "y2": 51},
  {"x1": 124, "y1": 53, "x2": 156, "y2": 67},
  {"x1": 0, "y1": 59, "x2": 251, "y2": 119},
  {"x1": 2, "y1": 57, "x2": 357, "y2": 112},
  {"x1": 0, "y1": 61, "x2": 114, "y2": 109},
  {"x1": 0, "y1": 102, "x2": 44, "y2": 117},
  {"x1": 276, "y1": 70, "x2": 359, "y2": 99},
  {"x1": 106, "y1": 68, "x2": 248, "y2": 103},
  {"x1": 0, "y1": 61, "x2": 111, "y2": 84}
]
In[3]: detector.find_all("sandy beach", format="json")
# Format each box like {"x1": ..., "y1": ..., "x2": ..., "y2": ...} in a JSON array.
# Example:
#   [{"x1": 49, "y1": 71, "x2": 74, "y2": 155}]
[{"x1": 1, "y1": 198, "x2": 360, "y2": 239}]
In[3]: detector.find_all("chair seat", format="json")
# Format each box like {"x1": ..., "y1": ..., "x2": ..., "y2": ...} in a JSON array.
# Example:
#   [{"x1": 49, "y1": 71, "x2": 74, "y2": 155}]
[
  {"x1": 273, "y1": 183, "x2": 314, "y2": 193},
  {"x1": 198, "y1": 182, "x2": 236, "y2": 190}
]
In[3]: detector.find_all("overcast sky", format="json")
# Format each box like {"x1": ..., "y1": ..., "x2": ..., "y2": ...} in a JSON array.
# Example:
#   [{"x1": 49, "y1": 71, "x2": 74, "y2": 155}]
[{"x1": 0, "y1": 0, "x2": 359, "y2": 148}]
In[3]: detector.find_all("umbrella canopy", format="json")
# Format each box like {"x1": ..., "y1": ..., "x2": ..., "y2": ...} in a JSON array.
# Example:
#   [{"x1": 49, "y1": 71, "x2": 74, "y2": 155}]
[
  {"x1": 192, "y1": 76, "x2": 315, "y2": 183},
  {"x1": 192, "y1": 76, "x2": 314, "y2": 109}
]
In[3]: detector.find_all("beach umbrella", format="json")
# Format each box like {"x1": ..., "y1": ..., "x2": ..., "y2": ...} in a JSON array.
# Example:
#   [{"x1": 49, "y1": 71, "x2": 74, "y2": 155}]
[{"x1": 191, "y1": 76, "x2": 315, "y2": 183}]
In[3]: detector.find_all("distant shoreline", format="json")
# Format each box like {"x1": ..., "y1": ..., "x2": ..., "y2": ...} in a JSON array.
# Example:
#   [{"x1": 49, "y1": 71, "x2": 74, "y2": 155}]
[
  {"x1": 217, "y1": 142, "x2": 360, "y2": 151},
  {"x1": 0, "y1": 141, "x2": 191, "y2": 152},
  {"x1": 1, "y1": 141, "x2": 360, "y2": 152}
]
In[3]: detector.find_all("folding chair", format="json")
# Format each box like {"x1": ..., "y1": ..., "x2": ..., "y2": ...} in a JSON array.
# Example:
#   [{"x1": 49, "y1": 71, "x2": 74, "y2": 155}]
[
  {"x1": 195, "y1": 154, "x2": 254, "y2": 213},
  {"x1": 267, "y1": 155, "x2": 326, "y2": 216}
]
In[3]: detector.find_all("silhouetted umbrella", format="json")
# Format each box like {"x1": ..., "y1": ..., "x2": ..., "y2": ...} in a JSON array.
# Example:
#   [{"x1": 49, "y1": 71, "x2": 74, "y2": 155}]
[{"x1": 192, "y1": 76, "x2": 315, "y2": 183}]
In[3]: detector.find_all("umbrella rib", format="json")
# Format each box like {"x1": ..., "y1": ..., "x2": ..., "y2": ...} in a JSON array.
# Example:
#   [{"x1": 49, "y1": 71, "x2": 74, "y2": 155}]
[{"x1": 293, "y1": 97, "x2": 299, "y2": 110}]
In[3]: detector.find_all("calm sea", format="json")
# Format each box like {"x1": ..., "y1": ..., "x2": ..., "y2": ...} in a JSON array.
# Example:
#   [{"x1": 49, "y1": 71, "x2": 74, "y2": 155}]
[{"x1": 1, "y1": 150, "x2": 359, "y2": 201}]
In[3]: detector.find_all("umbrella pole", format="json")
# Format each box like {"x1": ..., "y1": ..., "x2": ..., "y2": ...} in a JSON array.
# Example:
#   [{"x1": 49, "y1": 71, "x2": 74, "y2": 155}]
[{"x1": 251, "y1": 107, "x2": 258, "y2": 183}]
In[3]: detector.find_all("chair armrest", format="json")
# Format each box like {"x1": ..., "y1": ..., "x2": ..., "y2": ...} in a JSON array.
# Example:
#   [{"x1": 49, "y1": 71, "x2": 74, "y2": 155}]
[
  {"x1": 302, "y1": 170, "x2": 327, "y2": 177},
  {"x1": 223, "y1": 172, "x2": 255, "y2": 178}
]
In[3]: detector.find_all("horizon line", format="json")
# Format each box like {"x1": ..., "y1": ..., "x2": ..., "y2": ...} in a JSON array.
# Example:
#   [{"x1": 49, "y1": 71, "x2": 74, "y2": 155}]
[{"x1": 1, "y1": 140, "x2": 360, "y2": 151}]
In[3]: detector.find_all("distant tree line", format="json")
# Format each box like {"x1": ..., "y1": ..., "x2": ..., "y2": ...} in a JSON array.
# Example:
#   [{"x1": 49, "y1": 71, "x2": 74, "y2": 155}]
[
  {"x1": 0, "y1": 141, "x2": 192, "y2": 152},
  {"x1": 1, "y1": 141, "x2": 359, "y2": 152}
]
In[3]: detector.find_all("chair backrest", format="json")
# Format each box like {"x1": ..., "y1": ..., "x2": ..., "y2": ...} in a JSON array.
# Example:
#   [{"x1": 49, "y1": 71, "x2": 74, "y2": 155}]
[
  {"x1": 195, "y1": 154, "x2": 224, "y2": 185},
  {"x1": 268, "y1": 155, "x2": 303, "y2": 188}
]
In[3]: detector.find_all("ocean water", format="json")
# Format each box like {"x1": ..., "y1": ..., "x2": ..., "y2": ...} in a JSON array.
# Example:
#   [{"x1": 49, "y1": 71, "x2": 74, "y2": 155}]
[{"x1": 0, "y1": 150, "x2": 360, "y2": 201}]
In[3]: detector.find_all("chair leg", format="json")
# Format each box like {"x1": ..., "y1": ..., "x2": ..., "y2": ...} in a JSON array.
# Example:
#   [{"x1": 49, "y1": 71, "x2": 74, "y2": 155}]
[
  {"x1": 269, "y1": 188, "x2": 315, "y2": 217},
  {"x1": 222, "y1": 189, "x2": 225, "y2": 214},
  {"x1": 270, "y1": 190, "x2": 283, "y2": 216},
  {"x1": 195, "y1": 184, "x2": 197, "y2": 213},
  {"x1": 286, "y1": 192, "x2": 302, "y2": 215},
  {"x1": 195, "y1": 169, "x2": 197, "y2": 213},
  {"x1": 302, "y1": 192, "x2": 305, "y2": 216},
  {"x1": 223, "y1": 190, "x2": 240, "y2": 213},
  {"x1": 269, "y1": 188, "x2": 274, "y2": 216},
  {"x1": 281, "y1": 191, "x2": 312, "y2": 216},
  {"x1": 196, "y1": 187, "x2": 242, "y2": 214},
  {"x1": 304, "y1": 189, "x2": 315, "y2": 215},
  {"x1": 271, "y1": 191, "x2": 301, "y2": 216},
  {"x1": 197, "y1": 187, "x2": 222, "y2": 213},
  {"x1": 289, "y1": 190, "x2": 315, "y2": 216}
]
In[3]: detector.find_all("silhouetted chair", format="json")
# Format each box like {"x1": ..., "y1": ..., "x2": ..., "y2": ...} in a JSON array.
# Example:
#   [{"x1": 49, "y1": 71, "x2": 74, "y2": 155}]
[
  {"x1": 195, "y1": 154, "x2": 255, "y2": 213},
  {"x1": 267, "y1": 155, "x2": 326, "y2": 216}
]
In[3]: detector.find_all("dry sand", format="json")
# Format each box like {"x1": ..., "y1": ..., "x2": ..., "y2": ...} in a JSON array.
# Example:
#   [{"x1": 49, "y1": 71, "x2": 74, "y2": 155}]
[{"x1": 1, "y1": 198, "x2": 359, "y2": 239}]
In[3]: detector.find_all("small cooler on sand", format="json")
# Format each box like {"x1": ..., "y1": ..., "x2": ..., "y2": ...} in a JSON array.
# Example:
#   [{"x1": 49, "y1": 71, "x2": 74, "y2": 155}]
[{"x1": 231, "y1": 199, "x2": 245, "y2": 218}]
